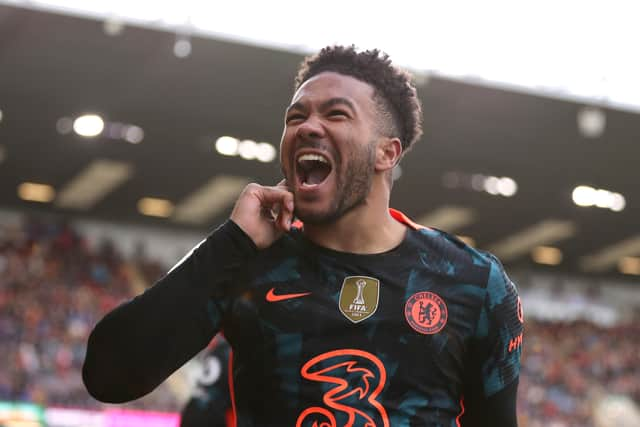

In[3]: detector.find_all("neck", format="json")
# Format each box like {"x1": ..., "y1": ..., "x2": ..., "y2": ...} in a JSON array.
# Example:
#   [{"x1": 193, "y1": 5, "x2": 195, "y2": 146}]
[{"x1": 302, "y1": 184, "x2": 407, "y2": 254}]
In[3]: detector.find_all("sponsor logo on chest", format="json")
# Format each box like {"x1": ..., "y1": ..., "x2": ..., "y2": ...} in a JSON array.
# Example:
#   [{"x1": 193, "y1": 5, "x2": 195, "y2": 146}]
[{"x1": 338, "y1": 276, "x2": 380, "y2": 323}]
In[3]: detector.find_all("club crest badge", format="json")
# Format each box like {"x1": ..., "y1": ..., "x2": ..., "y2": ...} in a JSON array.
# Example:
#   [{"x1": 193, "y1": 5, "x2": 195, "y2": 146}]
[
  {"x1": 339, "y1": 276, "x2": 380, "y2": 323},
  {"x1": 405, "y1": 292, "x2": 448, "y2": 335}
]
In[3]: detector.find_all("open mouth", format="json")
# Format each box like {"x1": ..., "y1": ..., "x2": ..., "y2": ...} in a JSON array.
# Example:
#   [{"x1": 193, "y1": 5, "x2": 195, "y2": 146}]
[{"x1": 296, "y1": 153, "x2": 332, "y2": 187}]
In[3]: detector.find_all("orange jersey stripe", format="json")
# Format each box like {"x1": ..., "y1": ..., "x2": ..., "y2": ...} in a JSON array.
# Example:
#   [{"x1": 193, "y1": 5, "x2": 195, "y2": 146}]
[
  {"x1": 227, "y1": 350, "x2": 237, "y2": 427},
  {"x1": 455, "y1": 397, "x2": 465, "y2": 427}
]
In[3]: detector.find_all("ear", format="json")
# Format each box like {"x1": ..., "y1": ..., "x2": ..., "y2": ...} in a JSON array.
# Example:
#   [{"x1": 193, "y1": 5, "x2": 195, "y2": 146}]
[{"x1": 375, "y1": 137, "x2": 403, "y2": 172}]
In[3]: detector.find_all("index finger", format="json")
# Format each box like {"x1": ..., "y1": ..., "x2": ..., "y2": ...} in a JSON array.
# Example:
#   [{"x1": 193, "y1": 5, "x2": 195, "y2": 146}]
[
  {"x1": 258, "y1": 185, "x2": 294, "y2": 213},
  {"x1": 276, "y1": 179, "x2": 291, "y2": 191}
]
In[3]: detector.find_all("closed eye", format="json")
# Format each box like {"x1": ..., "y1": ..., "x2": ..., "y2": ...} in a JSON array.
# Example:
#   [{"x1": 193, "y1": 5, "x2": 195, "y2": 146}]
[
  {"x1": 327, "y1": 110, "x2": 349, "y2": 119},
  {"x1": 286, "y1": 114, "x2": 305, "y2": 124}
]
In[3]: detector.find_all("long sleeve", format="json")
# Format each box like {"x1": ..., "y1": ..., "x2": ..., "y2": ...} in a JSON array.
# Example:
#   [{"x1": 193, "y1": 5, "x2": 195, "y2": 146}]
[
  {"x1": 483, "y1": 379, "x2": 519, "y2": 426},
  {"x1": 82, "y1": 220, "x2": 257, "y2": 403},
  {"x1": 461, "y1": 254, "x2": 524, "y2": 426}
]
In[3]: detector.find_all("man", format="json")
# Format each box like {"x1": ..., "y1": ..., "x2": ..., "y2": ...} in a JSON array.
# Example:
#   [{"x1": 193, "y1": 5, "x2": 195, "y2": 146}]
[
  {"x1": 180, "y1": 335, "x2": 233, "y2": 427},
  {"x1": 83, "y1": 45, "x2": 523, "y2": 426}
]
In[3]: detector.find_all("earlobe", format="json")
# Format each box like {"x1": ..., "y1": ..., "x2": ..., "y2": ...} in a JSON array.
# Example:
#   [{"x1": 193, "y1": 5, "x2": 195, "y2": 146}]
[{"x1": 375, "y1": 138, "x2": 403, "y2": 172}]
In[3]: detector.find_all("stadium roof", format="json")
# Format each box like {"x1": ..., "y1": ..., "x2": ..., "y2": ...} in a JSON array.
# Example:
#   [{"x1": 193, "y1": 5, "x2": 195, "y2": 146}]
[{"x1": 0, "y1": 4, "x2": 638, "y2": 278}]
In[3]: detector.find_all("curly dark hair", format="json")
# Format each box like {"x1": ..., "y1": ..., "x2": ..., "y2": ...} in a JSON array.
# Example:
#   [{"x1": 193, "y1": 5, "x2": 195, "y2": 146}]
[{"x1": 294, "y1": 45, "x2": 423, "y2": 153}]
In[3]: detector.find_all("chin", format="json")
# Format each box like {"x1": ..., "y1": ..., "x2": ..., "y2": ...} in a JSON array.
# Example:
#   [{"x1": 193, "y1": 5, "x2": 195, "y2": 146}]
[
  {"x1": 294, "y1": 205, "x2": 340, "y2": 225},
  {"x1": 295, "y1": 198, "x2": 366, "y2": 226}
]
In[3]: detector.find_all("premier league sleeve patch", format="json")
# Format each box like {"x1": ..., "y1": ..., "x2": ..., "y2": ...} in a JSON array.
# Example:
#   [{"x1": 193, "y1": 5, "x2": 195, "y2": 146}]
[{"x1": 404, "y1": 292, "x2": 448, "y2": 334}]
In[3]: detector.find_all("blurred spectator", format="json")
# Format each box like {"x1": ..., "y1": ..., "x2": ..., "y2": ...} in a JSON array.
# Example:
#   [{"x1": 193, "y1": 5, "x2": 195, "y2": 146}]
[
  {"x1": 0, "y1": 217, "x2": 179, "y2": 411},
  {"x1": 518, "y1": 318, "x2": 640, "y2": 427}
]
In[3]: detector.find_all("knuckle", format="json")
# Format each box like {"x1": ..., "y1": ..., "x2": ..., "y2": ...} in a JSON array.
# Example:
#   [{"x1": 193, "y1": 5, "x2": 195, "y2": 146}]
[{"x1": 244, "y1": 182, "x2": 261, "y2": 193}]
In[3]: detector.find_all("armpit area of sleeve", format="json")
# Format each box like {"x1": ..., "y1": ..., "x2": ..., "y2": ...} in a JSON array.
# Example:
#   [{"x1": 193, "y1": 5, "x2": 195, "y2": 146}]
[{"x1": 482, "y1": 344, "x2": 521, "y2": 397}]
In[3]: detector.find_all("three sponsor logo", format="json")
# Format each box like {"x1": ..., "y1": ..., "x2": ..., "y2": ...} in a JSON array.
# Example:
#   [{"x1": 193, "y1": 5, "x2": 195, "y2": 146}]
[{"x1": 297, "y1": 349, "x2": 389, "y2": 427}]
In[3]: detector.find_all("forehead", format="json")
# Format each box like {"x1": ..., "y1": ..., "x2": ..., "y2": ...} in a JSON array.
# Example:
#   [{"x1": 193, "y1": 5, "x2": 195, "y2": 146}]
[{"x1": 291, "y1": 71, "x2": 376, "y2": 108}]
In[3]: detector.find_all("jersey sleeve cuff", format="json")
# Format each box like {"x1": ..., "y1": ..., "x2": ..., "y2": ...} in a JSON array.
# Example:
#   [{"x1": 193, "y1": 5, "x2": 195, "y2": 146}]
[{"x1": 221, "y1": 219, "x2": 258, "y2": 255}]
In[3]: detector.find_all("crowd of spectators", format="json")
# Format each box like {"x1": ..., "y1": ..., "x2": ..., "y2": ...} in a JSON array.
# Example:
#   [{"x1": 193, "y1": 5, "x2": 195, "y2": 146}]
[
  {"x1": 0, "y1": 217, "x2": 178, "y2": 411},
  {"x1": 1, "y1": 217, "x2": 638, "y2": 424},
  {"x1": 518, "y1": 318, "x2": 640, "y2": 427}
]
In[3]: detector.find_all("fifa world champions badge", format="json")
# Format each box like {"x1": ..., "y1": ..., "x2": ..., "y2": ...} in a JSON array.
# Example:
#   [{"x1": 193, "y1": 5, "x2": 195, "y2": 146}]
[
  {"x1": 405, "y1": 292, "x2": 448, "y2": 334},
  {"x1": 339, "y1": 276, "x2": 380, "y2": 323}
]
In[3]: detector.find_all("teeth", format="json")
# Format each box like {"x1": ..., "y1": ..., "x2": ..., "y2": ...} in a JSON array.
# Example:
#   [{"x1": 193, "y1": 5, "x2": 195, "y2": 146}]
[{"x1": 297, "y1": 153, "x2": 328, "y2": 164}]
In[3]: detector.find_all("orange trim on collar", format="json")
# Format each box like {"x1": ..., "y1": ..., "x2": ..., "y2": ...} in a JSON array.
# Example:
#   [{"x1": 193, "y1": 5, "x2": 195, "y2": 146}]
[
  {"x1": 389, "y1": 208, "x2": 426, "y2": 230},
  {"x1": 291, "y1": 209, "x2": 425, "y2": 231}
]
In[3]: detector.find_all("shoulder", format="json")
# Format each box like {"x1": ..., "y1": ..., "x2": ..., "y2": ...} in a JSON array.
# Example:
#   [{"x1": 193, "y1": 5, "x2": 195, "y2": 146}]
[
  {"x1": 478, "y1": 251, "x2": 519, "y2": 308},
  {"x1": 242, "y1": 229, "x2": 305, "y2": 281},
  {"x1": 408, "y1": 226, "x2": 497, "y2": 285},
  {"x1": 409, "y1": 226, "x2": 520, "y2": 320}
]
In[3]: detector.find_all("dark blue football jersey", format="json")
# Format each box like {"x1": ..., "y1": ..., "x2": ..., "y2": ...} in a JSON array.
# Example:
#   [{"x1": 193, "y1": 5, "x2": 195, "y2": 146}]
[
  {"x1": 83, "y1": 210, "x2": 523, "y2": 427},
  {"x1": 205, "y1": 212, "x2": 523, "y2": 426}
]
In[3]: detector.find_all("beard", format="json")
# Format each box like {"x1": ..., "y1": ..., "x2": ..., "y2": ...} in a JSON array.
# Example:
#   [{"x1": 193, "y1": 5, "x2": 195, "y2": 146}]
[{"x1": 294, "y1": 140, "x2": 376, "y2": 225}]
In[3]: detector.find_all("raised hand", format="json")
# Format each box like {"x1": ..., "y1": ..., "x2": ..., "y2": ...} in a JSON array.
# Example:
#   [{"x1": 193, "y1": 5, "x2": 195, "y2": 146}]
[{"x1": 230, "y1": 181, "x2": 295, "y2": 249}]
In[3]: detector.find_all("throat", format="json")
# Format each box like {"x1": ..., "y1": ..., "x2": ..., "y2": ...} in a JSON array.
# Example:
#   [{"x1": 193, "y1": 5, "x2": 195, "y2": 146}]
[
  {"x1": 306, "y1": 168, "x2": 328, "y2": 185},
  {"x1": 299, "y1": 161, "x2": 331, "y2": 186},
  {"x1": 303, "y1": 209, "x2": 408, "y2": 254}
]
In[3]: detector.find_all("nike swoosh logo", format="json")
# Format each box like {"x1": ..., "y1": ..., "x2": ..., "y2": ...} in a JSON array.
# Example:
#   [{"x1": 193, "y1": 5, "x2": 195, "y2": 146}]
[{"x1": 266, "y1": 288, "x2": 311, "y2": 302}]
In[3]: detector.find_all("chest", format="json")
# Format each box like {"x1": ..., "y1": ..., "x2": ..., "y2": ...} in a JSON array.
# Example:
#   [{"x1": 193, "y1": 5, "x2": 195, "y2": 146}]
[{"x1": 225, "y1": 256, "x2": 485, "y2": 363}]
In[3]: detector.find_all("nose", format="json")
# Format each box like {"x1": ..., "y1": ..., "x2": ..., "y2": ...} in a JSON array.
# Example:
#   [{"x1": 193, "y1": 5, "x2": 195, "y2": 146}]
[{"x1": 295, "y1": 116, "x2": 325, "y2": 140}]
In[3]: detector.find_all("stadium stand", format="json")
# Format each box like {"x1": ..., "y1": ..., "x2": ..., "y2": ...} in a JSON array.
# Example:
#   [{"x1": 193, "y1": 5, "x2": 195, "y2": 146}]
[
  {"x1": 518, "y1": 319, "x2": 639, "y2": 427},
  {"x1": 0, "y1": 216, "x2": 180, "y2": 412}
]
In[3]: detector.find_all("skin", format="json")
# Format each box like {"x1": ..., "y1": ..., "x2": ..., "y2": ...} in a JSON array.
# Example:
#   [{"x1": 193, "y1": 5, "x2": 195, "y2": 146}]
[{"x1": 230, "y1": 71, "x2": 406, "y2": 253}]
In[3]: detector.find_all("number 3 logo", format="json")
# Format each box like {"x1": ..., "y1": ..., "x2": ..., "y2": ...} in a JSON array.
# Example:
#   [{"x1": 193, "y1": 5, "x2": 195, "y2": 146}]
[{"x1": 296, "y1": 349, "x2": 389, "y2": 427}]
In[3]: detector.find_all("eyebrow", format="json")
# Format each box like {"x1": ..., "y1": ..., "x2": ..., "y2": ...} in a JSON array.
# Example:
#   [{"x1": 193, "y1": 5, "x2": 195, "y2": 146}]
[
  {"x1": 286, "y1": 101, "x2": 305, "y2": 115},
  {"x1": 286, "y1": 97, "x2": 357, "y2": 115},
  {"x1": 321, "y1": 97, "x2": 356, "y2": 113}
]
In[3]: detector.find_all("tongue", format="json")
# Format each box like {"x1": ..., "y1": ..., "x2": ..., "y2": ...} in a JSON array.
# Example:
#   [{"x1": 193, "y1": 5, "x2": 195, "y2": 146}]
[{"x1": 307, "y1": 168, "x2": 328, "y2": 185}]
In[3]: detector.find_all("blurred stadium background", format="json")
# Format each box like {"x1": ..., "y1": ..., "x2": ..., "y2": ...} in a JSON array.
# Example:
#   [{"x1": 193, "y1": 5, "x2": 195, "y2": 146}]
[{"x1": 0, "y1": 1, "x2": 638, "y2": 426}]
